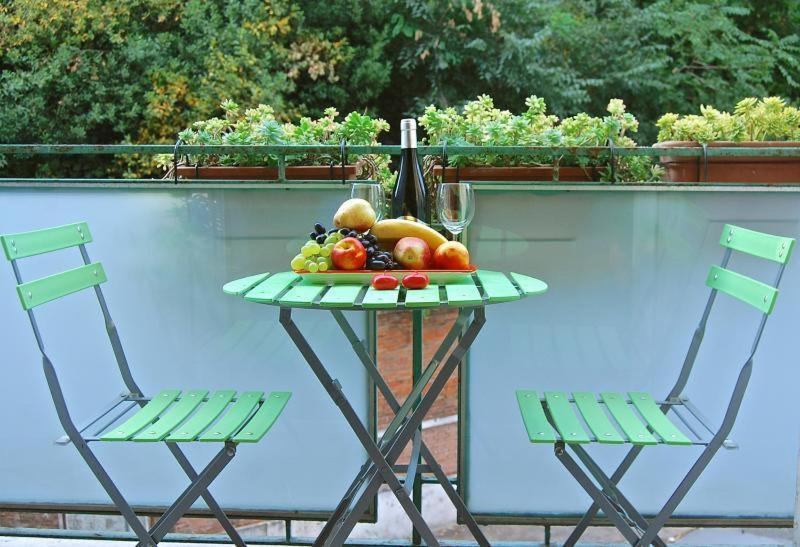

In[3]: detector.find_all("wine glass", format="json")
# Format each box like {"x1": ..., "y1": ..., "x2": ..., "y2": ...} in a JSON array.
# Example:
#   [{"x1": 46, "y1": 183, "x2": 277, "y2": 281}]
[
  {"x1": 436, "y1": 183, "x2": 475, "y2": 238},
  {"x1": 350, "y1": 182, "x2": 386, "y2": 221}
]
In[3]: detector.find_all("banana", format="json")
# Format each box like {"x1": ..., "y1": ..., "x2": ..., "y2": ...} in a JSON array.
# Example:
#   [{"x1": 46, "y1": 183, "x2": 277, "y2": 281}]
[{"x1": 370, "y1": 219, "x2": 448, "y2": 251}]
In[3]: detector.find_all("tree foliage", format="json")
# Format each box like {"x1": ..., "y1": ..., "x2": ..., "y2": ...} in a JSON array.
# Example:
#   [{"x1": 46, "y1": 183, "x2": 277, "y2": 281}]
[
  {"x1": 387, "y1": 0, "x2": 800, "y2": 140},
  {"x1": 1, "y1": 0, "x2": 798, "y2": 176}
]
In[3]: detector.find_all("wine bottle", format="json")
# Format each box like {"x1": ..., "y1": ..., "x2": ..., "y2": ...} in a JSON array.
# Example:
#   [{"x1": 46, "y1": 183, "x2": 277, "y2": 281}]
[{"x1": 391, "y1": 119, "x2": 429, "y2": 223}]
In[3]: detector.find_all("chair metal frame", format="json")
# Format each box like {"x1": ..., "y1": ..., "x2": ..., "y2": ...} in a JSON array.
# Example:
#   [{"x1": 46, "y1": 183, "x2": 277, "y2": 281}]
[
  {"x1": 538, "y1": 224, "x2": 794, "y2": 546},
  {"x1": 2, "y1": 222, "x2": 283, "y2": 547}
]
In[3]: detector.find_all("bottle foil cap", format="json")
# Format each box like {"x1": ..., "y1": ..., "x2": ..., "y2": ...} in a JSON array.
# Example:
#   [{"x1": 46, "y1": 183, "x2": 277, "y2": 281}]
[{"x1": 400, "y1": 118, "x2": 417, "y2": 148}]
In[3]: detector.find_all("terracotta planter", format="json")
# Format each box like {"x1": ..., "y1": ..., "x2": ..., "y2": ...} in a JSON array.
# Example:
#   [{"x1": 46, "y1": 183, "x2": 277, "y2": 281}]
[
  {"x1": 431, "y1": 165, "x2": 599, "y2": 182},
  {"x1": 654, "y1": 141, "x2": 800, "y2": 184},
  {"x1": 176, "y1": 164, "x2": 357, "y2": 181}
]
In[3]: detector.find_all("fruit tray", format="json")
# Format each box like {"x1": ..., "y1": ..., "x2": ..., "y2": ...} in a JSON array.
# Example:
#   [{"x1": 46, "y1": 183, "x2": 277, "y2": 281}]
[{"x1": 294, "y1": 266, "x2": 477, "y2": 285}]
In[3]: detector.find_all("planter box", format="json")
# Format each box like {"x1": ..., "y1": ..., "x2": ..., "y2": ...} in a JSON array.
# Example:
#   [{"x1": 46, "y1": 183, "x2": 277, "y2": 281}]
[
  {"x1": 432, "y1": 165, "x2": 599, "y2": 183},
  {"x1": 176, "y1": 164, "x2": 358, "y2": 181},
  {"x1": 654, "y1": 141, "x2": 800, "y2": 184}
]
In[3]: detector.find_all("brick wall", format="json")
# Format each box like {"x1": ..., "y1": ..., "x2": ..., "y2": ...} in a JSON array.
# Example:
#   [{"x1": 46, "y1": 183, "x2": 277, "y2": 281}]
[{"x1": 376, "y1": 309, "x2": 460, "y2": 427}]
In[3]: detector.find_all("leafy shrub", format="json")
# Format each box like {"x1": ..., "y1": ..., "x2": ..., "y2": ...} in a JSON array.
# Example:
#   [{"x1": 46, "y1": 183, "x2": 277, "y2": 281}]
[
  {"x1": 419, "y1": 95, "x2": 662, "y2": 182},
  {"x1": 657, "y1": 97, "x2": 800, "y2": 143},
  {"x1": 160, "y1": 101, "x2": 393, "y2": 184},
  {"x1": 0, "y1": 0, "x2": 392, "y2": 178}
]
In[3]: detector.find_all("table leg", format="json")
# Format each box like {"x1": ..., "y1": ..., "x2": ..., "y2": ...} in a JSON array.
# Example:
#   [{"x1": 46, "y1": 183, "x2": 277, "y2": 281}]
[
  {"x1": 312, "y1": 310, "x2": 473, "y2": 545},
  {"x1": 326, "y1": 307, "x2": 486, "y2": 547},
  {"x1": 411, "y1": 310, "x2": 423, "y2": 545},
  {"x1": 279, "y1": 308, "x2": 440, "y2": 547},
  {"x1": 330, "y1": 309, "x2": 490, "y2": 547}
]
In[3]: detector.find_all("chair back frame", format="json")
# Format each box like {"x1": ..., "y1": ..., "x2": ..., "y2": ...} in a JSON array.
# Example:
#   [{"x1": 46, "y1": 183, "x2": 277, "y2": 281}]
[
  {"x1": 665, "y1": 225, "x2": 792, "y2": 446},
  {"x1": 4, "y1": 224, "x2": 144, "y2": 444}
]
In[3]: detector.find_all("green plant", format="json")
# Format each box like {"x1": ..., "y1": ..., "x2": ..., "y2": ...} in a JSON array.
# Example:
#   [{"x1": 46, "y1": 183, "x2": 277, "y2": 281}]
[
  {"x1": 157, "y1": 101, "x2": 393, "y2": 184},
  {"x1": 0, "y1": 0, "x2": 393, "y2": 178},
  {"x1": 418, "y1": 95, "x2": 662, "y2": 182},
  {"x1": 657, "y1": 97, "x2": 800, "y2": 143}
]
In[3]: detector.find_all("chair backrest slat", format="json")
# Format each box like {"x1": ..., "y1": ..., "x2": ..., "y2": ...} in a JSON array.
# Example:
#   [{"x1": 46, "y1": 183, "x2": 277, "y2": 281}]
[
  {"x1": 720, "y1": 223, "x2": 795, "y2": 264},
  {"x1": 706, "y1": 265, "x2": 778, "y2": 315},
  {"x1": 17, "y1": 262, "x2": 107, "y2": 310},
  {"x1": 1, "y1": 222, "x2": 91, "y2": 260}
]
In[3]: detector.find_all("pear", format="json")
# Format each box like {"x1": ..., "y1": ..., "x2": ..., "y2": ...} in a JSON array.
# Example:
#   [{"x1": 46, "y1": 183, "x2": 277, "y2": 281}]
[{"x1": 333, "y1": 198, "x2": 377, "y2": 232}]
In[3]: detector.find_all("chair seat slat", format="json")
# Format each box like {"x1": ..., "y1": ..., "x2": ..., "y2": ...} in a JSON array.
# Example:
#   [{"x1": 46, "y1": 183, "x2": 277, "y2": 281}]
[
  {"x1": 600, "y1": 392, "x2": 657, "y2": 445},
  {"x1": 572, "y1": 392, "x2": 624, "y2": 444},
  {"x1": 100, "y1": 390, "x2": 181, "y2": 441},
  {"x1": 133, "y1": 390, "x2": 209, "y2": 442},
  {"x1": 232, "y1": 392, "x2": 291, "y2": 443},
  {"x1": 199, "y1": 391, "x2": 264, "y2": 442},
  {"x1": 544, "y1": 392, "x2": 590, "y2": 444},
  {"x1": 516, "y1": 391, "x2": 556, "y2": 443},
  {"x1": 628, "y1": 392, "x2": 692, "y2": 445},
  {"x1": 166, "y1": 390, "x2": 236, "y2": 442}
]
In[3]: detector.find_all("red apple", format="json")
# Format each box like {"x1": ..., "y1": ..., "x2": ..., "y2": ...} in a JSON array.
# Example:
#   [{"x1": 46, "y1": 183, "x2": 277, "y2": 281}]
[
  {"x1": 332, "y1": 237, "x2": 367, "y2": 270},
  {"x1": 433, "y1": 241, "x2": 470, "y2": 270},
  {"x1": 393, "y1": 237, "x2": 432, "y2": 269}
]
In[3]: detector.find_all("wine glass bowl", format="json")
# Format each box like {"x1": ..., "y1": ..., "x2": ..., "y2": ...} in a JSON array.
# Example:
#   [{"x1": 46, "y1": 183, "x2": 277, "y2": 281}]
[
  {"x1": 436, "y1": 183, "x2": 475, "y2": 237},
  {"x1": 350, "y1": 182, "x2": 386, "y2": 221}
]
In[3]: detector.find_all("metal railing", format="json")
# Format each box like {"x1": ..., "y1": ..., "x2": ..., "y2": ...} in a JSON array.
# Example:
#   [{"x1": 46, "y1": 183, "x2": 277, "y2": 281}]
[{"x1": 2, "y1": 143, "x2": 800, "y2": 188}]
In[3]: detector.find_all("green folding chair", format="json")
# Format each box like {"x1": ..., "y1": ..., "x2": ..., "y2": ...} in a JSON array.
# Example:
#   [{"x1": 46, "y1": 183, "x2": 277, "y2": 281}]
[
  {"x1": 1, "y1": 222, "x2": 291, "y2": 547},
  {"x1": 515, "y1": 223, "x2": 795, "y2": 546}
]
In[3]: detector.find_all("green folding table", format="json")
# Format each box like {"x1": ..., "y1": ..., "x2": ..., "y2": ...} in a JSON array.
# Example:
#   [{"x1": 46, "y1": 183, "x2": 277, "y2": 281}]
[{"x1": 224, "y1": 269, "x2": 547, "y2": 547}]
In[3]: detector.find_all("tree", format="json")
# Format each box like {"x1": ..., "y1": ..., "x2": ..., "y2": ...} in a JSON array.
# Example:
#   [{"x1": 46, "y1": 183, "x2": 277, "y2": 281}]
[
  {"x1": 0, "y1": 0, "x2": 395, "y2": 176},
  {"x1": 379, "y1": 0, "x2": 800, "y2": 142},
  {"x1": 1, "y1": 0, "x2": 798, "y2": 177}
]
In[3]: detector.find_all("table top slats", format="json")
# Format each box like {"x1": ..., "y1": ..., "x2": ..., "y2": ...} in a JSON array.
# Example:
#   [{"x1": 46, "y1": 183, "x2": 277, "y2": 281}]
[
  {"x1": 278, "y1": 283, "x2": 327, "y2": 308},
  {"x1": 510, "y1": 272, "x2": 548, "y2": 296},
  {"x1": 403, "y1": 286, "x2": 441, "y2": 308},
  {"x1": 319, "y1": 285, "x2": 365, "y2": 308},
  {"x1": 361, "y1": 286, "x2": 400, "y2": 308},
  {"x1": 223, "y1": 272, "x2": 270, "y2": 296},
  {"x1": 229, "y1": 270, "x2": 545, "y2": 310},
  {"x1": 244, "y1": 272, "x2": 299, "y2": 303},
  {"x1": 444, "y1": 278, "x2": 484, "y2": 306},
  {"x1": 475, "y1": 270, "x2": 521, "y2": 303}
]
